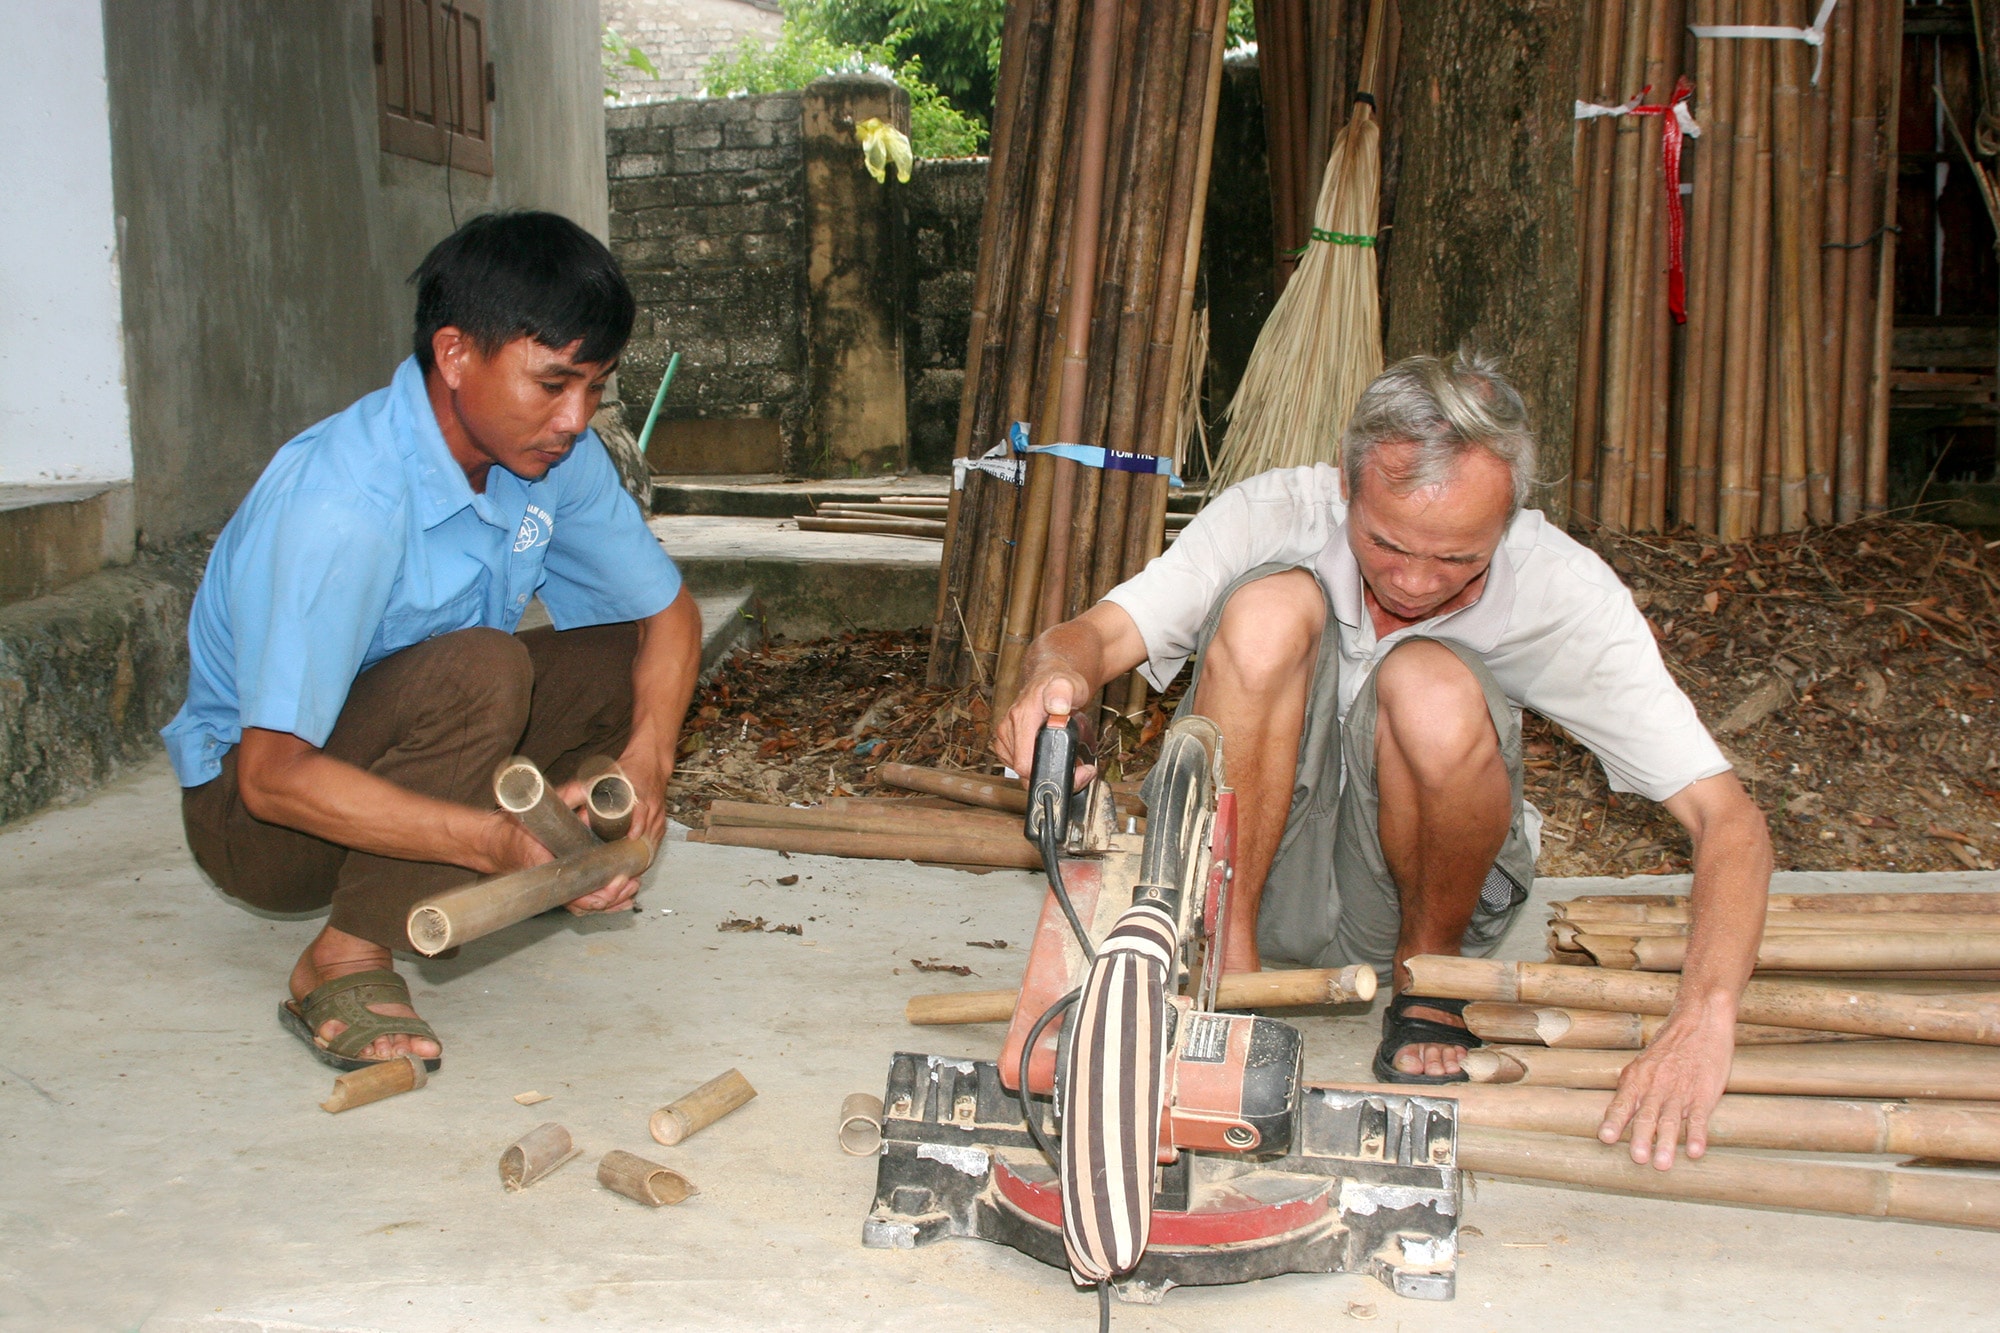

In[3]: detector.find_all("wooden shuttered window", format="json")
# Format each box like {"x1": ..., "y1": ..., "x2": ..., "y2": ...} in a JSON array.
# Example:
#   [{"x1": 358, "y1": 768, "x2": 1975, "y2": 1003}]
[{"x1": 373, "y1": 0, "x2": 494, "y2": 175}]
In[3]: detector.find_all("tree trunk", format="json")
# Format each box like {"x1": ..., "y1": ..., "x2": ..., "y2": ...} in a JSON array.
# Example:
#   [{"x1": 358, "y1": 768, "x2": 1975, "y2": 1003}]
[{"x1": 1382, "y1": 1, "x2": 1584, "y2": 518}]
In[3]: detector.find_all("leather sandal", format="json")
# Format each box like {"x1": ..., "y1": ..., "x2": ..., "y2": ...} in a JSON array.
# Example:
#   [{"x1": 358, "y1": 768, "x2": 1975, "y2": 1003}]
[
  {"x1": 280, "y1": 969, "x2": 443, "y2": 1072},
  {"x1": 1370, "y1": 993, "x2": 1481, "y2": 1085}
]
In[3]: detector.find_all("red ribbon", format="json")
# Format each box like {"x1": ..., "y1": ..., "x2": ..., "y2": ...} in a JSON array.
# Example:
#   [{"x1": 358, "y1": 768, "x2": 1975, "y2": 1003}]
[{"x1": 1628, "y1": 76, "x2": 1695, "y2": 324}]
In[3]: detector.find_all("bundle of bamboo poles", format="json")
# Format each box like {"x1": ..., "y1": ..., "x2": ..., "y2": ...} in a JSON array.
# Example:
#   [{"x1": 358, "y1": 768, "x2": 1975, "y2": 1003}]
[
  {"x1": 1374, "y1": 888, "x2": 2000, "y2": 1229},
  {"x1": 929, "y1": 0, "x2": 1230, "y2": 711},
  {"x1": 684, "y1": 763, "x2": 1142, "y2": 871},
  {"x1": 1571, "y1": 0, "x2": 1906, "y2": 536}
]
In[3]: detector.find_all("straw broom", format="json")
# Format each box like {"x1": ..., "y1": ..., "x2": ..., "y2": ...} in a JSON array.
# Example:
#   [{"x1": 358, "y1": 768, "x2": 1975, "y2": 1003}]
[{"x1": 1208, "y1": 2, "x2": 1387, "y2": 493}]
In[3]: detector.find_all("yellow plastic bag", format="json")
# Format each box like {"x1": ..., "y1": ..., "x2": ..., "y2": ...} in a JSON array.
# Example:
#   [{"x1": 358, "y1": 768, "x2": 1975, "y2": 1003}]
[{"x1": 854, "y1": 117, "x2": 913, "y2": 184}]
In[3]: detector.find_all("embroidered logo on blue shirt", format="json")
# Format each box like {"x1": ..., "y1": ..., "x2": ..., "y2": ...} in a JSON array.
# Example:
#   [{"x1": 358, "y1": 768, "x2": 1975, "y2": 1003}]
[{"x1": 514, "y1": 503, "x2": 555, "y2": 553}]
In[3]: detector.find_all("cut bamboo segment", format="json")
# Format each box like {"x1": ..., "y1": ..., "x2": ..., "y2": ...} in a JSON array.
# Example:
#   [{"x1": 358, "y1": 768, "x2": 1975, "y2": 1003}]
[
  {"x1": 878, "y1": 763, "x2": 1031, "y2": 815},
  {"x1": 1330, "y1": 1082, "x2": 2000, "y2": 1161},
  {"x1": 1570, "y1": 930, "x2": 2000, "y2": 972},
  {"x1": 1461, "y1": 1040, "x2": 2000, "y2": 1099},
  {"x1": 1402, "y1": 955, "x2": 2000, "y2": 1044},
  {"x1": 1456, "y1": 1126, "x2": 2000, "y2": 1229},
  {"x1": 904, "y1": 965, "x2": 1375, "y2": 1025},
  {"x1": 650, "y1": 1068, "x2": 758, "y2": 1146},
  {"x1": 1463, "y1": 1001, "x2": 1863, "y2": 1048},
  {"x1": 321, "y1": 1054, "x2": 427, "y2": 1113},
  {"x1": 500, "y1": 1122, "x2": 579, "y2": 1192},
  {"x1": 597, "y1": 1150, "x2": 696, "y2": 1207},
  {"x1": 406, "y1": 838, "x2": 654, "y2": 955},
  {"x1": 494, "y1": 755, "x2": 596, "y2": 858},
  {"x1": 689, "y1": 823, "x2": 1041, "y2": 871},
  {"x1": 839, "y1": 1092, "x2": 886, "y2": 1156},
  {"x1": 575, "y1": 755, "x2": 636, "y2": 843}
]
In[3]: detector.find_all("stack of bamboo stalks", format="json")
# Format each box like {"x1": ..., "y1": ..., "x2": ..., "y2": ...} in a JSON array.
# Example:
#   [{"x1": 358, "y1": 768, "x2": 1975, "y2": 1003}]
[
  {"x1": 1571, "y1": 0, "x2": 1906, "y2": 536},
  {"x1": 687, "y1": 762, "x2": 1140, "y2": 870},
  {"x1": 1386, "y1": 889, "x2": 2000, "y2": 1229},
  {"x1": 795, "y1": 496, "x2": 949, "y2": 541},
  {"x1": 929, "y1": 0, "x2": 1230, "y2": 711}
]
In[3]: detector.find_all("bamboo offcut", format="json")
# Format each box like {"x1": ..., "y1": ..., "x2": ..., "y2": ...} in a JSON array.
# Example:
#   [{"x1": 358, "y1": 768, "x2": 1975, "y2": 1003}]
[
  {"x1": 500, "y1": 1122, "x2": 580, "y2": 1191},
  {"x1": 1457, "y1": 1126, "x2": 2000, "y2": 1230},
  {"x1": 406, "y1": 837, "x2": 653, "y2": 956},
  {"x1": 650, "y1": 1068, "x2": 758, "y2": 1146},
  {"x1": 597, "y1": 1150, "x2": 697, "y2": 1207},
  {"x1": 321, "y1": 1054, "x2": 427, "y2": 1113}
]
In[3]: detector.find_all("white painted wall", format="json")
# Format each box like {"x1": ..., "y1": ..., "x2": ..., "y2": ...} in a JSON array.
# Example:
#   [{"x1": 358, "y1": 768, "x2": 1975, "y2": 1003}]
[{"x1": 0, "y1": 2, "x2": 132, "y2": 484}]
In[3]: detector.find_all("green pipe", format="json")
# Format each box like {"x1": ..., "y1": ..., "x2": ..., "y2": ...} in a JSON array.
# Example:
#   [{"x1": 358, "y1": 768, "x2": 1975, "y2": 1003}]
[{"x1": 635, "y1": 351, "x2": 682, "y2": 460}]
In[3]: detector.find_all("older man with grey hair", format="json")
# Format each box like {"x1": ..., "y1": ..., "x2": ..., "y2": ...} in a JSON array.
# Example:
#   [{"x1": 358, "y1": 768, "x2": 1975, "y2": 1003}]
[{"x1": 997, "y1": 351, "x2": 1771, "y2": 1171}]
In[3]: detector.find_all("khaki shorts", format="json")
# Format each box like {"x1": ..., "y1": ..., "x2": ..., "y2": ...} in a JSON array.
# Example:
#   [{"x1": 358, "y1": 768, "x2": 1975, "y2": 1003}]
[{"x1": 1162, "y1": 563, "x2": 1535, "y2": 977}]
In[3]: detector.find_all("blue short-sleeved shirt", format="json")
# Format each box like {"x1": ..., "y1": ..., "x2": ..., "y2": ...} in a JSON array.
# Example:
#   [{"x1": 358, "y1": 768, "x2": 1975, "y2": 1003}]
[{"x1": 162, "y1": 356, "x2": 682, "y2": 788}]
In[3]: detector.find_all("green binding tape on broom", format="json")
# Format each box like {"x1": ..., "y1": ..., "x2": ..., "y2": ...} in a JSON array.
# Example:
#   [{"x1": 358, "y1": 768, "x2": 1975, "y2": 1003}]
[
  {"x1": 635, "y1": 351, "x2": 682, "y2": 460},
  {"x1": 1287, "y1": 229, "x2": 1376, "y2": 257}
]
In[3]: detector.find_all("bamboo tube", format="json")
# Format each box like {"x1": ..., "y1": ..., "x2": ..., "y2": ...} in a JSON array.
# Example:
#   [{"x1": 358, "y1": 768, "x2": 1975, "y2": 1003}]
[
  {"x1": 1402, "y1": 956, "x2": 2000, "y2": 1044},
  {"x1": 597, "y1": 1150, "x2": 696, "y2": 1207},
  {"x1": 1332, "y1": 1082, "x2": 2000, "y2": 1161},
  {"x1": 499, "y1": 1122, "x2": 579, "y2": 1191},
  {"x1": 1456, "y1": 1126, "x2": 2000, "y2": 1229},
  {"x1": 1688, "y1": 0, "x2": 1741, "y2": 533},
  {"x1": 1799, "y1": 7, "x2": 1833, "y2": 524},
  {"x1": 1572, "y1": 0, "x2": 1631, "y2": 521},
  {"x1": 707, "y1": 799, "x2": 1026, "y2": 840},
  {"x1": 1717, "y1": 3, "x2": 1770, "y2": 539},
  {"x1": 1553, "y1": 891, "x2": 2000, "y2": 919},
  {"x1": 1771, "y1": 10, "x2": 1813, "y2": 532},
  {"x1": 1463, "y1": 1001, "x2": 1863, "y2": 1048},
  {"x1": 1834, "y1": 0, "x2": 1882, "y2": 519},
  {"x1": 905, "y1": 965, "x2": 1377, "y2": 1025},
  {"x1": 689, "y1": 823, "x2": 1042, "y2": 871},
  {"x1": 575, "y1": 755, "x2": 636, "y2": 843},
  {"x1": 320, "y1": 1054, "x2": 427, "y2": 1113},
  {"x1": 1573, "y1": 930, "x2": 2000, "y2": 972},
  {"x1": 839, "y1": 1092, "x2": 886, "y2": 1156},
  {"x1": 797, "y1": 516, "x2": 947, "y2": 539},
  {"x1": 1862, "y1": 0, "x2": 1902, "y2": 514},
  {"x1": 1595, "y1": 0, "x2": 1655, "y2": 529},
  {"x1": 878, "y1": 763, "x2": 1031, "y2": 814},
  {"x1": 494, "y1": 755, "x2": 596, "y2": 858},
  {"x1": 650, "y1": 1068, "x2": 757, "y2": 1146},
  {"x1": 1462, "y1": 1039, "x2": 2000, "y2": 1099},
  {"x1": 1817, "y1": 0, "x2": 1854, "y2": 484},
  {"x1": 406, "y1": 838, "x2": 653, "y2": 956},
  {"x1": 1748, "y1": 29, "x2": 1778, "y2": 535},
  {"x1": 1627, "y1": 0, "x2": 1678, "y2": 531}
]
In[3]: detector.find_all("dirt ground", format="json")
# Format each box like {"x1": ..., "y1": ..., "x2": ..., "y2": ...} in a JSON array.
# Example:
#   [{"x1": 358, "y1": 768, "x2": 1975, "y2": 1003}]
[{"x1": 666, "y1": 515, "x2": 2000, "y2": 877}]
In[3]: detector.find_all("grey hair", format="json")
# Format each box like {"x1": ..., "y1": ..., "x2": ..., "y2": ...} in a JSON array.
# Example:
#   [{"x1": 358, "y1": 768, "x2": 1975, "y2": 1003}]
[{"x1": 1341, "y1": 350, "x2": 1539, "y2": 512}]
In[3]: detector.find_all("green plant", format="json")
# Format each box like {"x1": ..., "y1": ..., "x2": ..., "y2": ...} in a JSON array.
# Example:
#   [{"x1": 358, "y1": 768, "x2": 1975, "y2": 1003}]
[
  {"x1": 797, "y1": 0, "x2": 1004, "y2": 121},
  {"x1": 602, "y1": 24, "x2": 658, "y2": 101},
  {"x1": 702, "y1": 20, "x2": 986, "y2": 158}
]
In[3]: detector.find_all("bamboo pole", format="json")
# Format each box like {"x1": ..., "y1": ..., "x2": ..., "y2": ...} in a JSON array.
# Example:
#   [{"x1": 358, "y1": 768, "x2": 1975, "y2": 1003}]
[
  {"x1": 1574, "y1": 930, "x2": 2000, "y2": 972},
  {"x1": 1688, "y1": 0, "x2": 1741, "y2": 533},
  {"x1": 797, "y1": 516, "x2": 946, "y2": 539},
  {"x1": 706, "y1": 798, "x2": 1027, "y2": 841},
  {"x1": 1333, "y1": 1082, "x2": 2000, "y2": 1161},
  {"x1": 1456, "y1": 1126, "x2": 2000, "y2": 1229},
  {"x1": 1799, "y1": 2, "x2": 1834, "y2": 523},
  {"x1": 405, "y1": 838, "x2": 654, "y2": 956},
  {"x1": 1596, "y1": 0, "x2": 1656, "y2": 529},
  {"x1": 1553, "y1": 891, "x2": 2000, "y2": 919},
  {"x1": 906, "y1": 964, "x2": 1377, "y2": 1025},
  {"x1": 1748, "y1": 31, "x2": 1779, "y2": 535},
  {"x1": 687, "y1": 822, "x2": 1042, "y2": 871},
  {"x1": 1862, "y1": 0, "x2": 1903, "y2": 513},
  {"x1": 1834, "y1": 0, "x2": 1883, "y2": 519},
  {"x1": 1463, "y1": 1001, "x2": 1864, "y2": 1048},
  {"x1": 1627, "y1": 0, "x2": 1678, "y2": 530},
  {"x1": 1573, "y1": 0, "x2": 1630, "y2": 521},
  {"x1": 1716, "y1": 0, "x2": 1769, "y2": 539},
  {"x1": 1772, "y1": 7, "x2": 1813, "y2": 531},
  {"x1": 1462, "y1": 1039, "x2": 2000, "y2": 1099},
  {"x1": 1402, "y1": 955, "x2": 2000, "y2": 1044},
  {"x1": 1818, "y1": 0, "x2": 1855, "y2": 497},
  {"x1": 878, "y1": 762, "x2": 1031, "y2": 814}
]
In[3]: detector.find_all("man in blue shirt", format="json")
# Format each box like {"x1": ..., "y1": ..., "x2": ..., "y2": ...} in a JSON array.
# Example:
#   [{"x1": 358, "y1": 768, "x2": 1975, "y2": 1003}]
[{"x1": 166, "y1": 212, "x2": 699, "y2": 1071}]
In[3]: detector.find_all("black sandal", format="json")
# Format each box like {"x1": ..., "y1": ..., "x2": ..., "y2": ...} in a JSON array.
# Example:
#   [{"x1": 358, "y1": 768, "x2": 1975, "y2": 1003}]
[{"x1": 1370, "y1": 993, "x2": 1482, "y2": 1085}]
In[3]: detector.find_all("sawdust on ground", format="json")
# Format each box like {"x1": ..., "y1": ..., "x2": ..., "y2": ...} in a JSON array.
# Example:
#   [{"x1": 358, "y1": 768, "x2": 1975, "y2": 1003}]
[{"x1": 667, "y1": 516, "x2": 2000, "y2": 877}]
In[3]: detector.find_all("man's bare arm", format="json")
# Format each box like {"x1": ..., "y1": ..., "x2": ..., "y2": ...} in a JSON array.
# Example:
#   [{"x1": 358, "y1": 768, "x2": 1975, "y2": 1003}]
[
  {"x1": 561, "y1": 588, "x2": 702, "y2": 911},
  {"x1": 1598, "y1": 770, "x2": 1771, "y2": 1168},
  {"x1": 994, "y1": 601, "x2": 1151, "y2": 777},
  {"x1": 237, "y1": 729, "x2": 542, "y2": 875}
]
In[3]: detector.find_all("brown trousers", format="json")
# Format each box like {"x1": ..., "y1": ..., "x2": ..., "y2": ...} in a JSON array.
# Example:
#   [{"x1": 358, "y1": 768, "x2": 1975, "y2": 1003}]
[{"x1": 182, "y1": 623, "x2": 638, "y2": 952}]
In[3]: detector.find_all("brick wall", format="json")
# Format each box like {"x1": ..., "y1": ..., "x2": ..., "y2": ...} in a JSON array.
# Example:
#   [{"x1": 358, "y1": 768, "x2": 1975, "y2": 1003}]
[
  {"x1": 606, "y1": 94, "x2": 808, "y2": 471},
  {"x1": 603, "y1": 0, "x2": 782, "y2": 103},
  {"x1": 901, "y1": 158, "x2": 985, "y2": 472}
]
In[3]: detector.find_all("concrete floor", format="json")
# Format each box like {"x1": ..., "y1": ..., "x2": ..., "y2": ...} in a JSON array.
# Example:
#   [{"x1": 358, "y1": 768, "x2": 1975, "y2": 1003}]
[{"x1": 3, "y1": 758, "x2": 1998, "y2": 1331}]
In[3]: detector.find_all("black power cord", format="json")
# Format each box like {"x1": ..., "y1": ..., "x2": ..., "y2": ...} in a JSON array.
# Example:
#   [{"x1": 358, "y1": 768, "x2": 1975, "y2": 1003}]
[{"x1": 1019, "y1": 986, "x2": 1080, "y2": 1167}]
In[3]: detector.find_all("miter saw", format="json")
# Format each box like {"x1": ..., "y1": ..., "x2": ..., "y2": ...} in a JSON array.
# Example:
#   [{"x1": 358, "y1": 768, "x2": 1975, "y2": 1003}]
[{"x1": 861, "y1": 713, "x2": 1463, "y2": 1308}]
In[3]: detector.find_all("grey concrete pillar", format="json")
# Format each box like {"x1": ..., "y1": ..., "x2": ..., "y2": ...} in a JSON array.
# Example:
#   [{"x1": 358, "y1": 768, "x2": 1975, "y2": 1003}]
[{"x1": 800, "y1": 74, "x2": 910, "y2": 476}]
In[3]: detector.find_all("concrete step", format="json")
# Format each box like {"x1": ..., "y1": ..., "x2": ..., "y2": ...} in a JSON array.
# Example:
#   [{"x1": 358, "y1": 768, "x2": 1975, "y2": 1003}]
[{"x1": 651, "y1": 514, "x2": 938, "y2": 640}]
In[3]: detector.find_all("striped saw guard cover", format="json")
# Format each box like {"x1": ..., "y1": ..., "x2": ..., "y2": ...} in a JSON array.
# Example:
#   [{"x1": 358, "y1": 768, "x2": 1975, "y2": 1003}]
[{"x1": 1060, "y1": 902, "x2": 1178, "y2": 1284}]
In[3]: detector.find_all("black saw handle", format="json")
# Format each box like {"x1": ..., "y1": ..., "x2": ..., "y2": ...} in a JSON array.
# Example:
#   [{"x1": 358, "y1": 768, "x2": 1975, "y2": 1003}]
[{"x1": 1025, "y1": 712, "x2": 1081, "y2": 845}]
